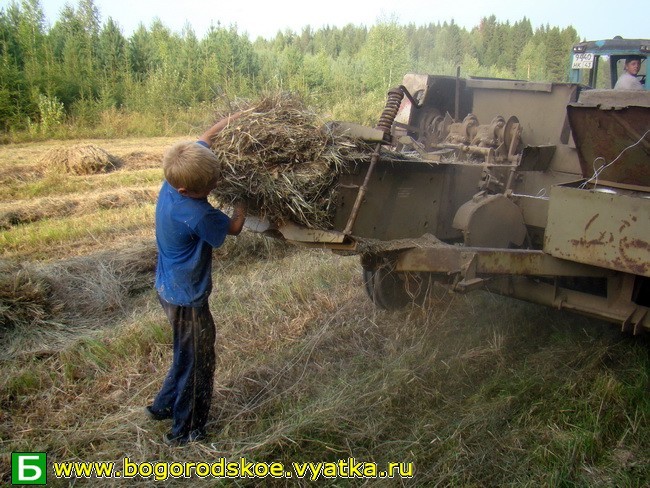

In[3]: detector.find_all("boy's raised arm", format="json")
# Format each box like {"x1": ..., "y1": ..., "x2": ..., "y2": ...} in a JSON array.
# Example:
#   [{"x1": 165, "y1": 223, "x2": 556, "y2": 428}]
[{"x1": 198, "y1": 111, "x2": 245, "y2": 146}]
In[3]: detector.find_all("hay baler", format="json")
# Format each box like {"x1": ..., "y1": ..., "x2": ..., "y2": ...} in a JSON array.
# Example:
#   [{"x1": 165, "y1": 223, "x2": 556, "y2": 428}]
[{"x1": 246, "y1": 41, "x2": 650, "y2": 334}]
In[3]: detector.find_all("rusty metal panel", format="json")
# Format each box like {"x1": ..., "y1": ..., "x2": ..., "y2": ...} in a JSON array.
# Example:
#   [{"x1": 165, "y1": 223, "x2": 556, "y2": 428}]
[
  {"x1": 465, "y1": 79, "x2": 553, "y2": 92},
  {"x1": 544, "y1": 184, "x2": 650, "y2": 277},
  {"x1": 567, "y1": 99, "x2": 650, "y2": 187}
]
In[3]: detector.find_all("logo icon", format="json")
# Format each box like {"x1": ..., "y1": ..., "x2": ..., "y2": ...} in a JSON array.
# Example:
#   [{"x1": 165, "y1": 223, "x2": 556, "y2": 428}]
[{"x1": 11, "y1": 453, "x2": 47, "y2": 485}]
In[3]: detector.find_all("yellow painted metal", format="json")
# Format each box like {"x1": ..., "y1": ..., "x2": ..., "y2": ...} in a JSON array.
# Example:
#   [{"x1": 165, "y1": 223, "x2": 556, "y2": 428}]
[{"x1": 544, "y1": 183, "x2": 650, "y2": 277}]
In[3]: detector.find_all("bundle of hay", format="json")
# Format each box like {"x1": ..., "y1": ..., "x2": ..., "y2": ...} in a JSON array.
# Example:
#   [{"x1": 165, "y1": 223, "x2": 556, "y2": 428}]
[
  {"x1": 0, "y1": 261, "x2": 61, "y2": 331},
  {"x1": 43, "y1": 240, "x2": 157, "y2": 318},
  {"x1": 40, "y1": 144, "x2": 121, "y2": 175},
  {"x1": 210, "y1": 93, "x2": 365, "y2": 229}
]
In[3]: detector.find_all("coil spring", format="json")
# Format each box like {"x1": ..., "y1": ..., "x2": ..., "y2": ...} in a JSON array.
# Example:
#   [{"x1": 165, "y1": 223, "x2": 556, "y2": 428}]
[{"x1": 376, "y1": 88, "x2": 405, "y2": 137}]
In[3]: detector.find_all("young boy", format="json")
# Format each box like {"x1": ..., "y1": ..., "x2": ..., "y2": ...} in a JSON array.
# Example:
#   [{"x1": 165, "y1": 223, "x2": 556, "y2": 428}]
[
  {"x1": 614, "y1": 56, "x2": 644, "y2": 90},
  {"x1": 147, "y1": 113, "x2": 246, "y2": 446}
]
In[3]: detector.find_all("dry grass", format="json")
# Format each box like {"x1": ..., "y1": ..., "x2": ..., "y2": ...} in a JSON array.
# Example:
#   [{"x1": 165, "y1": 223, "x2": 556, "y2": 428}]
[
  {"x1": 1, "y1": 246, "x2": 647, "y2": 487},
  {"x1": 0, "y1": 238, "x2": 156, "y2": 357},
  {"x1": 39, "y1": 144, "x2": 121, "y2": 175},
  {"x1": 0, "y1": 261, "x2": 62, "y2": 331},
  {"x1": 1, "y1": 169, "x2": 163, "y2": 204},
  {"x1": 0, "y1": 230, "x2": 290, "y2": 358},
  {"x1": 210, "y1": 92, "x2": 372, "y2": 229},
  {"x1": 0, "y1": 204, "x2": 156, "y2": 261},
  {"x1": 0, "y1": 137, "x2": 171, "y2": 185},
  {"x1": 0, "y1": 186, "x2": 159, "y2": 229},
  {"x1": 118, "y1": 150, "x2": 164, "y2": 170}
]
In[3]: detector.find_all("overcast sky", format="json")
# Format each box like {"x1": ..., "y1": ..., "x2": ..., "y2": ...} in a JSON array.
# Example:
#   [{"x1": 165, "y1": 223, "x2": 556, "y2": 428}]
[{"x1": 8, "y1": 0, "x2": 649, "y2": 42}]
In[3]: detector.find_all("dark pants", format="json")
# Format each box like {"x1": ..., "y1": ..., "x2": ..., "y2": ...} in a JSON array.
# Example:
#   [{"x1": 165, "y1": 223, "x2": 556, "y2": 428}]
[{"x1": 152, "y1": 294, "x2": 216, "y2": 439}]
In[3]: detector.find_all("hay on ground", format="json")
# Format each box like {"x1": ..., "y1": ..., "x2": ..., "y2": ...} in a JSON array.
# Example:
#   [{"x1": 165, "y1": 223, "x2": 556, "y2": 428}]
[
  {"x1": 210, "y1": 92, "x2": 368, "y2": 229},
  {"x1": 40, "y1": 144, "x2": 122, "y2": 175},
  {"x1": 0, "y1": 187, "x2": 159, "y2": 230},
  {"x1": 0, "y1": 261, "x2": 61, "y2": 331},
  {"x1": 119, "y1": 151, "x2": 163, "y2": 170}
]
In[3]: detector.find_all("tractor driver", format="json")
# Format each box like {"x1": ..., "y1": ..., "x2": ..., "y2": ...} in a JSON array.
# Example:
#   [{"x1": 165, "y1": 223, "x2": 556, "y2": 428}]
[{"x1": 614, "y1": 56, "x2": 644, "y2": 90}]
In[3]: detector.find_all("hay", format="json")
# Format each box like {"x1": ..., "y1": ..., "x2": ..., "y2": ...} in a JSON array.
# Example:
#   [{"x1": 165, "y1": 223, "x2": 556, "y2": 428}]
[
  {"x1": 0, "y1": 261, "x2": 61, "y2": 331},
  {"x1": 40, "y1": 144, "x2": 121, "y2": 175},
  {"x1": 0, "y1": 187, "x2": 159, "y2": 230},
  {"x1": 1, "y1": 242, "x2": 155, "y2": 328},
  {"x1": 119, "y1": 151, "x2": 163, "y2": 170},
  {"x1": 210, "y1": 92, "x2": 366, "y2": 229},
  {"x1": 0, "y1": 241, "x2": 157, "y2": 357},
  {"x1": 40, "y1": 240, "x2": 158, "y2": 319}
]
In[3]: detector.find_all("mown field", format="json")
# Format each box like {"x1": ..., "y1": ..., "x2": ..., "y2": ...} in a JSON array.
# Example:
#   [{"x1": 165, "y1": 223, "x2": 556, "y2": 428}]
[{"x1": 0, "y1": 138, "x2": 648, "y2": 487}]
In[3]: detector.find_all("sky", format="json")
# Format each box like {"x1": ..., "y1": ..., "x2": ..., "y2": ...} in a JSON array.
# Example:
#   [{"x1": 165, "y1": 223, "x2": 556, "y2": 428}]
[{"x1": 6, "y1": 0, "x2": 649, "y2": 42}]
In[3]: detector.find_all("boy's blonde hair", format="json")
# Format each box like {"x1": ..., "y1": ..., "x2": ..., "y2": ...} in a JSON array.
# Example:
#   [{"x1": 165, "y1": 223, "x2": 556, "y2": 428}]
[{"x1": 163, "y1": 141, "x2": 221, "y2": 193}]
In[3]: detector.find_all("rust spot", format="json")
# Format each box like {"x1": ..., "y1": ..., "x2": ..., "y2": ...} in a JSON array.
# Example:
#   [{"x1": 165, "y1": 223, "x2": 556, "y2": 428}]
[
  {"x1": 585, "y1": 213, "x2": 599, "y2": 231},
  {"x1": 618, "y1": 220, "x2": 631, "y2": 233},
  {"x1": 570, "y1": 237, "x2": 606, "y2": 247},
  {"x1": 617, "y1": 237, "x2": 650, "y2": 275},
  {"x1": 623, "y1": 238, "x2": 650, "y2": 251}
]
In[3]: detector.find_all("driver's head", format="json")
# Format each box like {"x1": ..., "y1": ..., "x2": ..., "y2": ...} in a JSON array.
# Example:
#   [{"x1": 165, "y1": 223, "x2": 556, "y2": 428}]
[{"x1": 624, "y1": 55, "x2": 643, "y2": 75}]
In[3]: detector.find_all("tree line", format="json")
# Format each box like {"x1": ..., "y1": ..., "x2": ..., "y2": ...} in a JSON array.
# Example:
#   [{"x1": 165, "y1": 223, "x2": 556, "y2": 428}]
[{"x1": 0, "y1": 0, "x2": 581, "y2": 138}]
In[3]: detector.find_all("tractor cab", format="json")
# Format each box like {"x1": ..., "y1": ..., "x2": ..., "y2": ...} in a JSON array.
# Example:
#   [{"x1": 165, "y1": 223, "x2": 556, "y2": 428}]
[{"x1": 569, "y1": 37, "x2": 649, "y2": 89}]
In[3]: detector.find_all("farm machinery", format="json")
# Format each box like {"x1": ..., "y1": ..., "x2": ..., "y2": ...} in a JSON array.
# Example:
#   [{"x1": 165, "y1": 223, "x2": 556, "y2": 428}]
[{"x1": 246, "y1": 38, "x2": 650, "y2": 333}]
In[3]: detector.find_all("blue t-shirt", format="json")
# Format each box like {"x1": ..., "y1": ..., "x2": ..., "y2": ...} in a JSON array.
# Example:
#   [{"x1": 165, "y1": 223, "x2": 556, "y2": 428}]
[{"x1": 155, "y1": 179, "x2": 230, "y2": 306}]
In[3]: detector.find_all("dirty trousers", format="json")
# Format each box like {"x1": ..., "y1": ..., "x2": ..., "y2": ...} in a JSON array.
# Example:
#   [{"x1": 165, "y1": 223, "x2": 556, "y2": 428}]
[{"x1": 152, "y1": 294, "x2": 216, "y2": 439}]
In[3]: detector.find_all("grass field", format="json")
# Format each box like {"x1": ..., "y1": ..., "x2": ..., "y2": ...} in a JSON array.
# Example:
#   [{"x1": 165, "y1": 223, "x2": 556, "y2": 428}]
[{"x1": 0, "y1": 138, "x2": 648, "y2": 487}]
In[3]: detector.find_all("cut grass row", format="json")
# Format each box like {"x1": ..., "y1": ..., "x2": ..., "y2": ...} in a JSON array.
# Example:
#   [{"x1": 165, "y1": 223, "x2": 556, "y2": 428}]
[
  {"x1": 1, "y1": 168, "x2": 163, "y2": 202},
  {"x1": 0, "y1": 186, "x2": 160, "y2": 229},
  {"x1": 0, "y1": 204, "x2": 155, "y2": 261}
]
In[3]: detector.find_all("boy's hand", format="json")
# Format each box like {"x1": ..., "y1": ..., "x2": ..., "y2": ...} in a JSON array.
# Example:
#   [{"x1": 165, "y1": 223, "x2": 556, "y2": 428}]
[
  {"x1": 228, "y1": 199, "x2": 247, "y2": 236},
  {"x1": 198, "y1": 111, "x2": 247, "y2": 146},
  {"x1": 233, "y1": 199, "x2": 248, "y2": 214}
]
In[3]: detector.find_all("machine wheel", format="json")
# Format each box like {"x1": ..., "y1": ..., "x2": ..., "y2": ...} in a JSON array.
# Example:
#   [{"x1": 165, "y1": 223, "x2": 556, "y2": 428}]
[{"x1": 362, "y1": 259, "x2": 430, "y2": 310}]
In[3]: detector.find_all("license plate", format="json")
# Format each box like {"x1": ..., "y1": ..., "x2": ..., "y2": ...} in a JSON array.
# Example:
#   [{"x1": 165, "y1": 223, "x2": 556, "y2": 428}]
[{"x1": 572, "y1": 53, "x2": 594, "y2": 69}]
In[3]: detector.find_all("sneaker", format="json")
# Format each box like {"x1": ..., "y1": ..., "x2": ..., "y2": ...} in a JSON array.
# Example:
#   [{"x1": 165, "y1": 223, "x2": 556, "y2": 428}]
[
  {"x1": 162, "y1": 430, "x2": 206, "y2": 447},
  {"x1": 145, "y1": 405, "x2": 172, "y2": 421}
]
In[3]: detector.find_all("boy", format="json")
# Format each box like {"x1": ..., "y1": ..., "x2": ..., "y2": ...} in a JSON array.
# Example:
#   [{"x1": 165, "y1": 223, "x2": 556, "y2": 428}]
[
  {"x1": 614, "y1": 56, "x2": 644, "y2": 90},
  {"x1": 147, "y1": 113, "x2": 247, "y2": 446}
]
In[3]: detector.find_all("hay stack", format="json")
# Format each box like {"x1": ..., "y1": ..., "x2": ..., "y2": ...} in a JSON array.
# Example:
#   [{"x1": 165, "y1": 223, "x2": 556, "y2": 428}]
[
  {"x1": 40, "y1": 144, "x2": 121, "y2": 175},
  {"x1": 210, "y1": 93, "x2": 363, "y2": 229}
]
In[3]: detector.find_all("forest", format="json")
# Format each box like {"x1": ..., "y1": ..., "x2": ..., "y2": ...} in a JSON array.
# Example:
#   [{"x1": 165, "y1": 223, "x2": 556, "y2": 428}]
[{"x1": 1, "y1": 0, "x2": 581, "y2": 139}]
